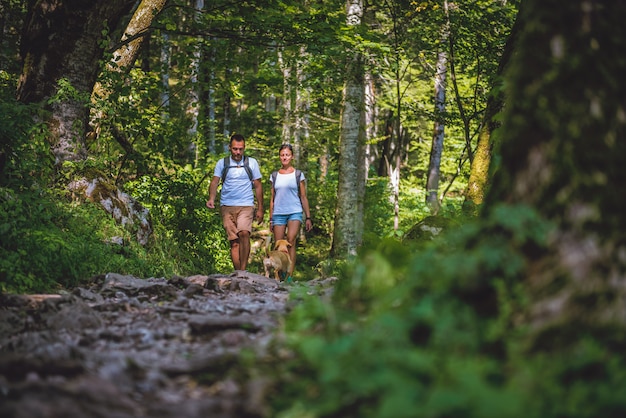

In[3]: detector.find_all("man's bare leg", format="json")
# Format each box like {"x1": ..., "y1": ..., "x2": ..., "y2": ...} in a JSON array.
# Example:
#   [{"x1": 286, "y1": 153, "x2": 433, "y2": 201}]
[
  {"x1": 230, "y1": 239, "x2": 241, "y2": 270},
  {"x1": 238, "y1": 230, "x2": 251, "y2": 271}
]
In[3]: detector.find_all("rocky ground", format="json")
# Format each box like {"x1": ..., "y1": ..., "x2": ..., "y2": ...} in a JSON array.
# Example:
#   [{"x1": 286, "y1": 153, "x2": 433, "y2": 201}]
[{"x1": 0, "y1": 272, "x2": 335, "y2": 417}]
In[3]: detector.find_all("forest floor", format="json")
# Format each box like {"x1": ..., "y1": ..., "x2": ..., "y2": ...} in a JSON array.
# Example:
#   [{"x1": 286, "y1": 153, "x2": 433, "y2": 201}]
[{"x1": 0, "y1": 272, "x2": 335, "y2": 417}]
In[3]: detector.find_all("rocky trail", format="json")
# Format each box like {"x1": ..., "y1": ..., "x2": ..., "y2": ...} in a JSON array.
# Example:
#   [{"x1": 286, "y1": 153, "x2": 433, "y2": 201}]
[{"x1": 0, "y1": 272, "x2": 334, "y2": 417}]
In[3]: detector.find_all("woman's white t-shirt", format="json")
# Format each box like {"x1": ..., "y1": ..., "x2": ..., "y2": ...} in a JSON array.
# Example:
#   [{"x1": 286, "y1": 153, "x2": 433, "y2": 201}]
[{"x1": 271, "y1": 171, "x2": 306, "y2": 215}]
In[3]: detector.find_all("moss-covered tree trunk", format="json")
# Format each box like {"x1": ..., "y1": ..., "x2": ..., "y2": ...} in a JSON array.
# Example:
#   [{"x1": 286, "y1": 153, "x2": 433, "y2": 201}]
[
  {"x1": 16, "y1": 0, "x2": 155, "y2": 245},
  {"x1": 16, "y1": 0, "x2": 136, "y2": 166},
  {"x1": 486, "y1": 0, "x2": 626, "y2": 348},
  {"x1": 463, "y1": 7, "x2": 521, "y2": 215}
]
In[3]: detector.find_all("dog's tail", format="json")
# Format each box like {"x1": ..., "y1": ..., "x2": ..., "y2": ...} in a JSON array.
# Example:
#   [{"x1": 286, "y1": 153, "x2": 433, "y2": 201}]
[{"x1": 264, "y1": 235, "x2": 272, "y2": 257}]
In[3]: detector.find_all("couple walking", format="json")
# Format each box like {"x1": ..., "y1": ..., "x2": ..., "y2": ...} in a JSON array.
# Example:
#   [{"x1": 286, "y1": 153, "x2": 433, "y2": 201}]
[{"x1": 206, "y1": 134, "x2": 312, "y2": 280}]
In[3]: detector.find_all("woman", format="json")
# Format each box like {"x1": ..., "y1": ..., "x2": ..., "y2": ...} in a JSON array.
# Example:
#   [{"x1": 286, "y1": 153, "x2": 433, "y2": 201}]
[{"x1": 269, "y1": 143, "x2": 313, "y2": 282}]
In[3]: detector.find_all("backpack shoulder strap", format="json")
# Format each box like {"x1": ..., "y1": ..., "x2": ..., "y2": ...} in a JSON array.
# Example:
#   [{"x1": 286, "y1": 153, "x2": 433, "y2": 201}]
[
  {"x1": 271, "y1": 170, "x2": 302, "y2": 195},
  {"x1": 221, "y1": 156, "x2": 254, "y2": 183},
  {"x1": 220, "y1": 156, "x2": 230, "y2": 183},
  {"x1": 242, "y1": 156, "x2": 254, "y2": 182},
  {"x1": 295, "y1": 170, "x2": 302, "y2": 198}
]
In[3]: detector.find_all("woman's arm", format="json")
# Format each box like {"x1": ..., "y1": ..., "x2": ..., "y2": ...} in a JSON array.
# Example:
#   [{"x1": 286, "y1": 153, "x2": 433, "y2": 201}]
[{"x1": 299, "y1": 180, "x2": 312, "y2": 232}]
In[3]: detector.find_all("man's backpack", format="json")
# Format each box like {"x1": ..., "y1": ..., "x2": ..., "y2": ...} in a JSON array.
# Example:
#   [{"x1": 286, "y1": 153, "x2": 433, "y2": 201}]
[
  {"x1": 271, "y1": 169, "x2": 302, "y2": 198},
  {"x1": 221, "y1": 156, "x2": 254, "y2": 187}
]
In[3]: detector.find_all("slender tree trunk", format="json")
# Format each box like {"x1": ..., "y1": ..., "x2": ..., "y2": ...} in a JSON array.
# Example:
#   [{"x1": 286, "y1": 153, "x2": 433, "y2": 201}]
[
  {"x1": 92, "y1": 0, "x2": 167, "y2": 154},
  {"x1": 425, "y1": 49, "x2": 446, "y2": 213},
  {"x1": 331, "y1": 0, "x2": 365, "y2": 258},
  {"x1": 110, "y1": 0, "x2": 166, "y2": 72},
  {"x1": 222, "y1": 65, "x2": 232, "y2": 152},
  {"x1": 186, "y1": 0, "x2": 205, "y2": 166},
  {"x1": 294, "y1": 45, "x2": 312, "y2": 167},
  {"x1": 94, "y1": 0, "x2": 167, "y2": 100},
  {"x1": 386, "y1": 2, "x2": 404, "y2": 230},
  {"x1": 425, "y1": 1, "x2": 450, "y2": 214},
  {"x1": 377, "y1": 110, "x2": 393, "y2": 177},
  {"x1": 207, "y1": 43, "x2": 218, "y2": 154},
  {"x1": 278, "y1": 48, "x2": 292, "y2": 144},
  {"x1": 17, "y1": 0, "x2": 136, "y2": 165},
  {"x1": 390, "y1": 75, "x2": 403, "y2": 230},
  {"x1": 364, "y1": 71, "x2": 377, "y2": 173},
  {"x1": 294, "y1": 45, "x2": 311, "y2": 242},
  {"x1": 160, "y1": 32, "x2": 171, "y2": 118},
  {"x1": 486, "y1": 0, "x2": 626, "y2": 349}
]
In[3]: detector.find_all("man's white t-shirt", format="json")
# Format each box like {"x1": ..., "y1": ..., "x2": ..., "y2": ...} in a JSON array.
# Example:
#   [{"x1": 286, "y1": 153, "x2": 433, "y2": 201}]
[
  {"x1": 271, "y1": 171, "x2": 306, "y2": 215},
  {"x1": 214, "y1": 156, "x2": 262, "y2": 206}
]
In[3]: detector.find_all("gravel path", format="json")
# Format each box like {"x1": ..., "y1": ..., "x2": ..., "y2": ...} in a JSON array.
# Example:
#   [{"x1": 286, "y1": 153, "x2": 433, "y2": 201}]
[{"x1": 0, "y1": 271, "x2": 318, "y2": 418}]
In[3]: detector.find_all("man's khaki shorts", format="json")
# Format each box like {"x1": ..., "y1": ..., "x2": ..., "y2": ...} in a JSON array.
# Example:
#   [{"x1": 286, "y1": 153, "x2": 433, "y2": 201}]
[{"x1": 220, "y1": 206, "x2": 254, "y2": 241}]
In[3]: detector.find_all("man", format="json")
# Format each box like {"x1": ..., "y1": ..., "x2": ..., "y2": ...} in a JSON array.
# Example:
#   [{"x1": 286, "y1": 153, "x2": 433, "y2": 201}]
[{"x1": 207, "y1": 134, "x2": 264, "y2": 274}]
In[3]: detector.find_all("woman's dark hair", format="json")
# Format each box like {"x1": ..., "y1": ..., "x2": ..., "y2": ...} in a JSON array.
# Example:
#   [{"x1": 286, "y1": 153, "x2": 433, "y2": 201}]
[{"x1": 279, "y1": 143, "x2": 293, "y2": 152}]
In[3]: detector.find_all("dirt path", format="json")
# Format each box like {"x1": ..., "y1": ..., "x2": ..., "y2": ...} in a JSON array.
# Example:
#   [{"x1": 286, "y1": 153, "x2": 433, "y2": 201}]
[{"x1": 0, "y1": 272, "x2": 328, "y2": 417}]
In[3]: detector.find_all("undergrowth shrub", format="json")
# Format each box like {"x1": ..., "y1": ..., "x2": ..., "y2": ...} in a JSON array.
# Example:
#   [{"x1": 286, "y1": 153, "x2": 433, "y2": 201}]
[
  {"x1": 0, "y1": 186, "x2": 158, "y2": 293},
  {"x1": 0, "y1": 176, "x2": 231, "y2": 293},
  {"x1": 268, "y1": 204, "x2": 626, "y2": 418},
  {"x1": 125, "y1": 167, "x2": 231, "y2": 275}
]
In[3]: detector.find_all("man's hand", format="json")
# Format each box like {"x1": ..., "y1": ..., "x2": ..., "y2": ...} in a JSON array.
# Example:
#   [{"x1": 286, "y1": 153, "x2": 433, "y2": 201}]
[
  {"x1": 255, "y1": 208, "x2": 264, "y2": 223},
  {"x1": 207, "y1": 176, "x2": 220, "y2": 210}
]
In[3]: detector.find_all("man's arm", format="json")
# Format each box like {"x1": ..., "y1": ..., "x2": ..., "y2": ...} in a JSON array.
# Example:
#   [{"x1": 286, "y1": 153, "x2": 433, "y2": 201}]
[
  {"x1": 206, "y1": 176, "x2": 221, "y2": 208},
  {"x1": 253, "y1": 178, "x2": 264, "y2": 222}
]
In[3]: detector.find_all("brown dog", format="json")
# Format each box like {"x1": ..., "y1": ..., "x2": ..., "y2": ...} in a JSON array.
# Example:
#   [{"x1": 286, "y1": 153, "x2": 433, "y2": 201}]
[{"x1": 263, "y1": 238, "x2": 292, "y2": 282}]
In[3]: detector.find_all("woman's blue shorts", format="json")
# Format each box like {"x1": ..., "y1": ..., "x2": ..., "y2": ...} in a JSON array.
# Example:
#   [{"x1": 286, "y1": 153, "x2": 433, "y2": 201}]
[{"x1": 272, "y1": 212, "x2": 303, "y2": 226}]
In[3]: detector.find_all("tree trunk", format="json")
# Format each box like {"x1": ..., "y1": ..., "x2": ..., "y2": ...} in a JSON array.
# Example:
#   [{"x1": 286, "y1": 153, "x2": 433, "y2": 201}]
[
  {"x1": 463, "y1": 8, "x2": 521, "y2": 215},
  {"x1": 486, "y1": 0, "x2": 626, "y2": 349},
  {"x1": 88, "y1": 0, "x2": 166, "y2": 158},
  {"x1": 160, "y1": 32, "x2": 171, "y2": 118},
  {"x1": 425, "y1": 49, "x2": 447, "y2": 214},
  {"x1": 222, "y1": 67, "x2": 232, "y2": 152},
  {"x1": 109, "y1": 0, "x2": 166, "y2": 73},
  {"x1": 294, "y1": 45, "x2": 309, "y2": 167},
  {"x1": 377, "y1": 110, "x2": 393, "y2": 177},
  {"x1": 425, "y1": 1, "x2": 450, "y2": 214},
  {"x1": 17, "y1": 0, "x2": 136, "y2": 165},
  {"x1": 186, "y1": 0, "x2": 205, "y2": 165},
  {"x1": 206, "y1": 40, "x2": 218, "y2": 154},
  {"x1": 364, "y1": 71, "x2": 377, "y2": 174},
  {"x1": 331, "y1": 0, "x2": 365, "y2": 259},
  {"x1": 278, "y1": 48, "x2": 292, "y2": 145}
]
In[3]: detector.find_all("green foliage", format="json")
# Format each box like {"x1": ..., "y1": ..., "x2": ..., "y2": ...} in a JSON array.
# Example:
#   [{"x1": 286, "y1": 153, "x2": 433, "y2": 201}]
[
  {"x1": 124, "y1": 167, "x2": 231, "y2": 275},
  {"x1": 508, "y1": 337, "x2": 626, "y2": 418},
  {"x1": 306, "y1": 172, "x2": 338, "y2": 239},
  {"x1": 0, "y1": 79, "x2": 228, "y2": 290},
  {"x1": 267, "y1": 204, "x2": 626, "y2": 418},
  {"x1": 0, "y1": 165, "x2": 231, "y2": 293},
  {"x1": 0, "y1": 186, "x2": 156, "y2": 293},
  {"x1": 0, "y1": 74, "x2": 53, "y2": 188},
  {"x1": 362, "y1": 177, "x2": 395, "y2": 238}
]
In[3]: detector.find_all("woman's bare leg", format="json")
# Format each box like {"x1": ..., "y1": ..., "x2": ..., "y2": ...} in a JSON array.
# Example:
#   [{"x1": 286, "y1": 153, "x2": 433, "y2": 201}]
[{"x1": 285, "y1": 220, "x2": 300, "y2": 276}]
